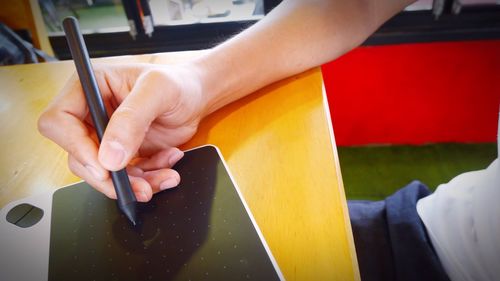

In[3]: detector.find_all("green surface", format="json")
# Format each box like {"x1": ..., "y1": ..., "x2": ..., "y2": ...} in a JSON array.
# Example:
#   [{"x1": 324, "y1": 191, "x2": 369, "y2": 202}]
[
  {"x1": 48, "y1": 5, "x2": 127, "y2": 33},
  {"x1": 338, "y1": 143, "x2": 497, "y2": 200}
]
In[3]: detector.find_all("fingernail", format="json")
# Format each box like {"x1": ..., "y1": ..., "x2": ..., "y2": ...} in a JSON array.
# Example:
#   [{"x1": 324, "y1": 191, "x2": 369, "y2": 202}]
[
  {"x1": 168, "y1": 149, "x2": 184, "y2": 167},
  {"x1": 85, "y1": 165, "x2": 106, "y2": 181},
  {"x1": 140, "y1": 190, "x2": 149, "y2": 202},
  {"x1": 135, "y1": 191, "x2": 146, "y2": 202},
  {"x1": 100, "y1": 141, "x2": 126, "y2": 169},
  {"x1": 160, "y1": 177, "x2": 179, "y2": 190}
]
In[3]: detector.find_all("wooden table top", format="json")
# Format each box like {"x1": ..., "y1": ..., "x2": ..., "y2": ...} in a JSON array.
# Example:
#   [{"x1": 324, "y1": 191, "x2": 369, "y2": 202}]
[{"x1": 0, "y1": 52, "x2": 359, "y2": 281}]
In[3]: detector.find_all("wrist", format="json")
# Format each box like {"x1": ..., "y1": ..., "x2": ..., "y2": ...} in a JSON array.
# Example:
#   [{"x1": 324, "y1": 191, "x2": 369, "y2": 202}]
[
  {"x1": 188, "y1": 52, "x2": 227, "y2": 118},
  {"x1": 188, "y1": 47, "x2": 255, "y2": 118}
]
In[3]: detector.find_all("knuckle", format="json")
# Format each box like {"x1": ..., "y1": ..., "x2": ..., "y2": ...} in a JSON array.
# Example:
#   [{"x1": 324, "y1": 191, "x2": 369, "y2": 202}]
[
  {"x1": 110, "y1": 107, "x2": 146, "y2": 136},
  {"x1": 143, "y1": 68, "x2": 167, "y2": 83},
  {"x1": 113, "y1": 104, "x2": 139, "y2": 119},
  {"x1": 143, "y1": 68, "x2": 182, "y2": 98},
  {"x1": 37, "y1": 110, "x2": 56, "y2": 137}
]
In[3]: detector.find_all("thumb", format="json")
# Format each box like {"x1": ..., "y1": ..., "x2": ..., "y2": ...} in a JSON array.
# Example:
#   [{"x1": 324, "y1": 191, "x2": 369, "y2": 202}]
[{"x1": 98, "y1": 70, "x2": 171, "y2": 171}]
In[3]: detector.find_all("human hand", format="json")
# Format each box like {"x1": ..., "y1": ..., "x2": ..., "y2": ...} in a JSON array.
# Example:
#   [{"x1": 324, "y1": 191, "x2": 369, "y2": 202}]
[{"x1": 38, "y1": 63, "x2": 206, "y2": 202}]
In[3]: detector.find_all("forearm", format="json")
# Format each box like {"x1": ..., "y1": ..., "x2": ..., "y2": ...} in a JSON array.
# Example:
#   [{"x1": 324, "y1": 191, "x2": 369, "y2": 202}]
[{"x1": 191, "y1": 0, "x2": 414, "y2": 116}]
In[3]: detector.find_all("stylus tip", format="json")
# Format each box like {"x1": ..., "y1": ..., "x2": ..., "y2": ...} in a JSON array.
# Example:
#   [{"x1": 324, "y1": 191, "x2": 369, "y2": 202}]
[{"x1": 120, "y1": 203, "x2": 138, "y2": 226}]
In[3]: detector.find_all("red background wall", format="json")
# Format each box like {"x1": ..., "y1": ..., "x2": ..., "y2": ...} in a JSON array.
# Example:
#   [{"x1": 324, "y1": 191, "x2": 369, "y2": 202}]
[{"x1": 321, "y1": 40, "x2": 500, "y2": 146}]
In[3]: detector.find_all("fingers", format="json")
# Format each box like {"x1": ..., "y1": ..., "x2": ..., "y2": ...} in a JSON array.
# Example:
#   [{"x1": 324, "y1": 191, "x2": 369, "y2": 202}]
[
  {"x1": 129, "y1": 147, "x2": 183, "y2": 193},
  {"x1": 40, "y1": 66, "x2": 185, "y2": 202},
  {"x1": 38, "y1": 77, "x2": 108, "y2": 182},
  {"x1": 144, "y1": 169, "x2": 181, "y2": 193},
  {"x1": 126, "y1": 167, "x2": 180, "y2": 196},
  {"x1": 68, "y1": 154, "x2": 116, "y2": 199},
  {"x1": 129, "y1": 176, "x2": 153, "y2": 202},
  {"x1": 134, "y1": 147, "x2": 184, "y2": 171},
  {"x1": 68, "y1": 147, "x2": 182, "y2": 202},
  {"x1": 68, "y1": 155, "x2": 155, "y2": 202},
  {"x1": 98, "y1": 69, "x2": 176, "y2": 171}
]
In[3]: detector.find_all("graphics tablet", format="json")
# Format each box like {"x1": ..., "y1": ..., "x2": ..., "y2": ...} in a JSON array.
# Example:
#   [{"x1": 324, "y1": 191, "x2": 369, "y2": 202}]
[{"x1": 0, "y1": 145, "x2": 284, "y2": 281}]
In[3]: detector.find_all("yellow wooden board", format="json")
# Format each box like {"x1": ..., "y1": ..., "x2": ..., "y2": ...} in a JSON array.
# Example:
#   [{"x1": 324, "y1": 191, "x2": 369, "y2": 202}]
[{"x1": 0, "y1": 52, "x2": 359, "y2": 280}]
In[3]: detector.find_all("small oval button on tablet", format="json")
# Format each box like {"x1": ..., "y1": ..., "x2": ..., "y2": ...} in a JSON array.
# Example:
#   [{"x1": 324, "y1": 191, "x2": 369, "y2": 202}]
[{"x1": 6, "y1": 203, "x2": 44, "y2": 228}]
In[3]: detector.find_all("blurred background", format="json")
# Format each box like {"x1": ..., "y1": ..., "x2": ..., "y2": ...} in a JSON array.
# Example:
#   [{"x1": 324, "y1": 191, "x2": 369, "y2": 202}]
[
  {"x1": 1, "y1": 0, "x2": 499, "y2": 200},
  {"x1": 1, "y1": 0, "x2": 498, "y2": 59}
]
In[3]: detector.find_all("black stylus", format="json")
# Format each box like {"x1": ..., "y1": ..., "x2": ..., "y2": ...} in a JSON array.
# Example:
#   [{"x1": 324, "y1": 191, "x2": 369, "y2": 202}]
[{"x1": 62, "y1": 17, "x2": 138, "y2": 225}]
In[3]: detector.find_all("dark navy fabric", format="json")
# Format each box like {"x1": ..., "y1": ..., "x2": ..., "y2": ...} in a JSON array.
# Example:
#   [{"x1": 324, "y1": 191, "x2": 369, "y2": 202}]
[{"x1": 348, "y1": 181, "x2": 450, "y2": 281}]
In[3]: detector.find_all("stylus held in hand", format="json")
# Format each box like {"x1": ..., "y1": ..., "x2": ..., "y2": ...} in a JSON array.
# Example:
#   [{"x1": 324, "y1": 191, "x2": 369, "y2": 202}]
[{"x1": 62, "y1": 16, "x2": 138, "y2": 225}]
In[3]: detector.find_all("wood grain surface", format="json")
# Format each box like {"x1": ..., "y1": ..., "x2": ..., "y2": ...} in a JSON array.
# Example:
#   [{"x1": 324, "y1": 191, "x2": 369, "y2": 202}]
[{"x1": 0, "y1": 52, "x2": 359, "y2": 280}]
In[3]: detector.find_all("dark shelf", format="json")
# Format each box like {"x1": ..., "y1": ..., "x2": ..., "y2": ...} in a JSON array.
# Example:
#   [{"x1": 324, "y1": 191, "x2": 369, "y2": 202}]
[{"x1": 50, "y1": 5, "x2": 500, "y2": 60}]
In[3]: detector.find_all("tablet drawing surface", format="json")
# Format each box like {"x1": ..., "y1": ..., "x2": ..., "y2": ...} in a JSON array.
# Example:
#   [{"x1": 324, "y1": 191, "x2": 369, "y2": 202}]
[{"x1": 48, "y1": 145, "x2": 283, "y2": 281}]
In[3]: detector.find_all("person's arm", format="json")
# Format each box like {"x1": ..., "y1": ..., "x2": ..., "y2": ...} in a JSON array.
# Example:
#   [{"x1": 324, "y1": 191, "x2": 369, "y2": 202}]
[
  {"x1": 195, "y1": 0, "x2": 415, "y2": 115},
  {"x1": 38, "y1": 0, "x2": 414, "y2": 201}
]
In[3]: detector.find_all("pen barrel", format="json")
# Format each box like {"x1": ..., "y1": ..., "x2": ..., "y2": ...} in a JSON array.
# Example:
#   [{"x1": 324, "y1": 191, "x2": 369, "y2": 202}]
[
  {"x1": 62, "y1": 17, "x2": 108, "y2": 141},
  {"x1": 62, "y1": 17, "x2": 138, "y2": 223},
  {"x1": 111, "y1": 169, "x2": 137, "y2": 206}
]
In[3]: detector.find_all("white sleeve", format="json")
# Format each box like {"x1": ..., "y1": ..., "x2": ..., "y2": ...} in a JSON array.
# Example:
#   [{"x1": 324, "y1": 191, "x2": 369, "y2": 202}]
[{"x1": 417, "y1": 159, "x2": 500, "y2": 281}]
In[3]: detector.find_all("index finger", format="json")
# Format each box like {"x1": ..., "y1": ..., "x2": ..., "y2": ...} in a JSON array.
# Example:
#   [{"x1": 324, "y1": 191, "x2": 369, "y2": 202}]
[{"x1": 38, "y1": 74, "x2": 108, "y2": 181}]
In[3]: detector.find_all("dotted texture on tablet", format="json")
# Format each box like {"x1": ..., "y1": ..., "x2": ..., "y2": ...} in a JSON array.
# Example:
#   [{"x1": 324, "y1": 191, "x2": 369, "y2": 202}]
[{"x1": 48, "y1": 146, "x2": 281, "y2": 281}]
